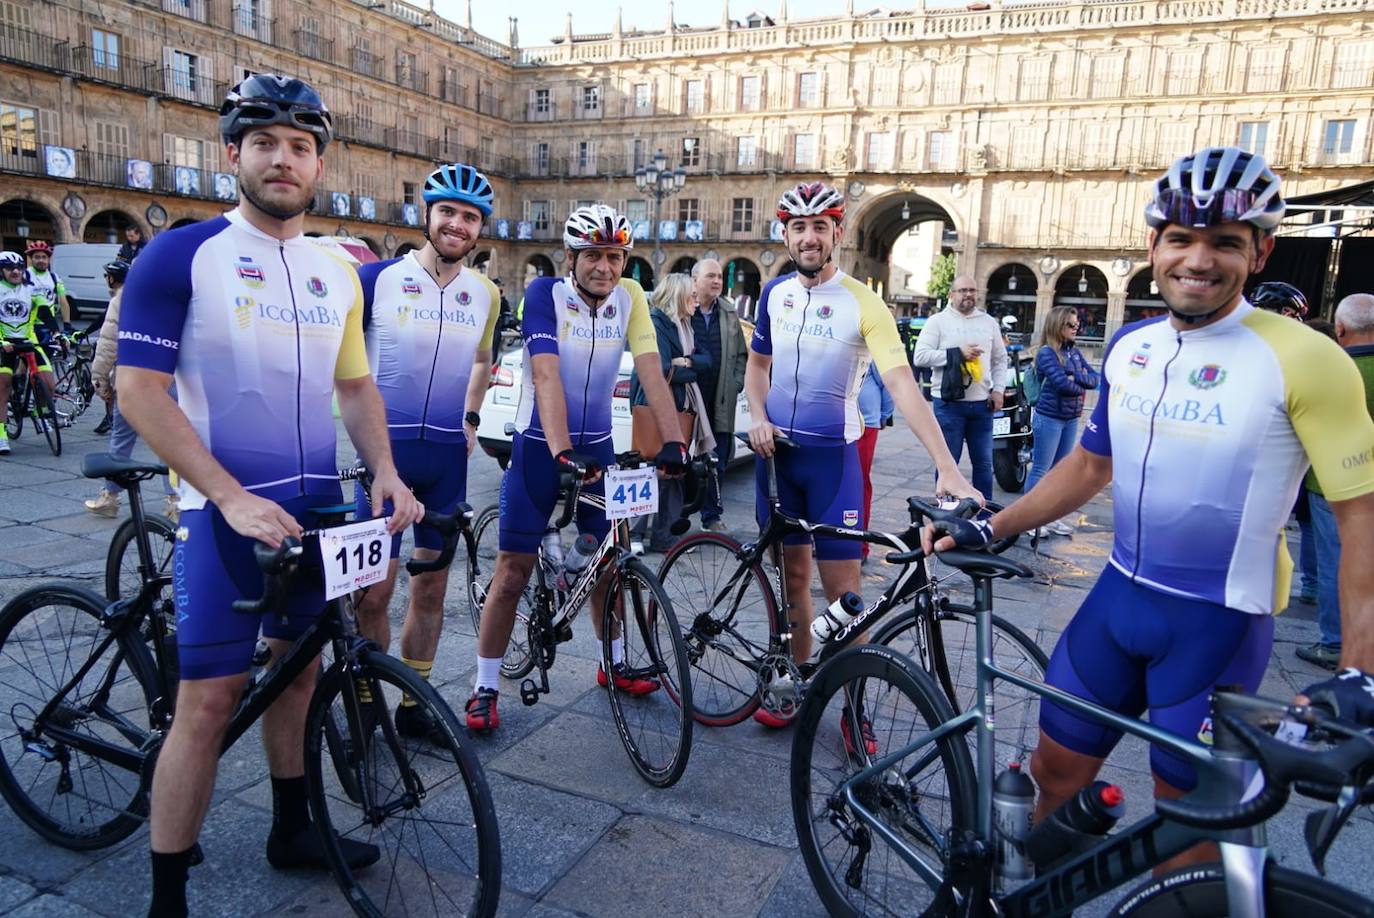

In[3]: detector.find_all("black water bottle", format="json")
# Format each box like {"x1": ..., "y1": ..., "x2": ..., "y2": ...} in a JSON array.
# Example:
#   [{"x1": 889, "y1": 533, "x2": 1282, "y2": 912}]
[{"x1": 1025, "y1": 781, "x2": 1125, "y2": 871}]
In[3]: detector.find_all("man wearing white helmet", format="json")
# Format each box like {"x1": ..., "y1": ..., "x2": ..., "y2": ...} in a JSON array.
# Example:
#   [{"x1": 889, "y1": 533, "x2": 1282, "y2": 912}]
[
  {"x1": 466, "y1": 204, "x2": 688, "y2": 732},
  {"x1": 929, "y1": 146, "x2": 1374, "y2": 869}
]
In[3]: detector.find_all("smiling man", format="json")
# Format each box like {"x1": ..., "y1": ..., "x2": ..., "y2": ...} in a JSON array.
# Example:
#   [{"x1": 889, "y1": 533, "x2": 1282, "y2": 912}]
[{"x1": 928, "y1": 146, "x2": 1374, "y2": 871}]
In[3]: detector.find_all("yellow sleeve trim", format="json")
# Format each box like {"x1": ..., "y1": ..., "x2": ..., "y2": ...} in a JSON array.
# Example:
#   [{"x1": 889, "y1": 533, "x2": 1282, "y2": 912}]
[
  {"x1": 477, "y1": 274, "x2": 501, "y2": 351},
  {"x1": 844, "y1": 275, "x2": 906, "y2": 375},
  {"x1": 334, "y1": 266, "x2": 371, "y2": 380},
  {"x1": 1245, "y1": 311, "x2": 1374, "y2": 502},
  {"x1": 620, "y1": 278, "x2": 658, "y2": 358}
]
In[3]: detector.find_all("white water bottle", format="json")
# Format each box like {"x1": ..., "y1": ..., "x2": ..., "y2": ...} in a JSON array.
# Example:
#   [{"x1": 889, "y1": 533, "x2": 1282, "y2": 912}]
[
  {"x1": 540, "y1": 528, "x2": 564, "y2": 577},
  {"x1": 811, "y1": 591, "x2": 865, "y2": 645}
]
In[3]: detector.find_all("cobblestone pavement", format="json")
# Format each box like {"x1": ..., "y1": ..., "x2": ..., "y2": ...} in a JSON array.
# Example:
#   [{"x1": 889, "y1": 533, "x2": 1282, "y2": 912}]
[{"x1": 0, "y1": 408, "x2": 1370, "y2": 916}]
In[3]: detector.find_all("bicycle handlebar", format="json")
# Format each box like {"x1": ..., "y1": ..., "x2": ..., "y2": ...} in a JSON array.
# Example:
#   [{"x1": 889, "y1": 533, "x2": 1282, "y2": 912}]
[
  {"x1": 885, "y1": 497, "x2": 982, "y2": 564},
  {"x1": 404, "y1": 505, "x2": 471, "y2": 576},
  {"x1": 551, "y1": 453, "x2": 717, "y2": 532}
]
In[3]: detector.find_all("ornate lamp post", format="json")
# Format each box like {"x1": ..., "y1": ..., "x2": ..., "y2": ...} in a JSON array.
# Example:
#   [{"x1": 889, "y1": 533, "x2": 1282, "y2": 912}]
[{"x1": 633, "y1": 148, "x2": 686, "y2": 283}]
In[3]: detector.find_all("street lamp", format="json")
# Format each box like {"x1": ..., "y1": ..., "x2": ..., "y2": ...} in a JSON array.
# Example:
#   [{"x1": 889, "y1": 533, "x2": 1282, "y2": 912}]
[
  {"x1": 900, "y1": 200, "x2": 911, "y2": 222},
  {"x1": 634, "y1": 148, "x2": 687, "y2": 283},
  {"x1": 1077, "y1": 268, "x2": 1088, "y2": 294},
  {"x1": 1007, "y1": 273, "x2": 1018, "y2": 292}
]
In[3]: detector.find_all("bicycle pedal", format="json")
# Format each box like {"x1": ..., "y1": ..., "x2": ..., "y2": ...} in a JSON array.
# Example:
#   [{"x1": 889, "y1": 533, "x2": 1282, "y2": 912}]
[{"x1": 519, "y1": 678, "x2": 541, "y2": 706}]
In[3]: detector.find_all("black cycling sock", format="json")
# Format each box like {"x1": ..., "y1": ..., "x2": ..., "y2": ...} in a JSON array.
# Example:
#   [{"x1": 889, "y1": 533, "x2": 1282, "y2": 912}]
[
  {"x1": 270, "y1": 774, "x2": 310, "y2": 841},
  {"x1": 148, "y1": 846, "x2": 195, "y2": 918}
]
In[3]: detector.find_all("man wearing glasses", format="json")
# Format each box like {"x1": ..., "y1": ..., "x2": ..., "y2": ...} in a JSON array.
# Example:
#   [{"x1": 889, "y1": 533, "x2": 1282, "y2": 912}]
[{"x1": 911, "y1": 275, "x2": 1009, "y2": 499}]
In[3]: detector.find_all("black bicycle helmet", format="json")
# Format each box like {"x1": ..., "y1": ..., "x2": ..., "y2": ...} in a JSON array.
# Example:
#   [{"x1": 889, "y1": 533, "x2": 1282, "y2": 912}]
[
  {"x1": 1250, "y1": 281, "x2": 1308, "y2": 318},
  {"x1": 103, "y1": 259, "x2": 131, "y2": 282},
  {"x1": 219, "y1": 74, "x2": 332, "y2": 150}
]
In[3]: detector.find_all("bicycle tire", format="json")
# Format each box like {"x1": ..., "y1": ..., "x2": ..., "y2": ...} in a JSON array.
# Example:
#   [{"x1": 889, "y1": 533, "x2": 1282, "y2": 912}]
[
  {"x1": 792, "y1": 644, "x2": 976, "y2": 917},
  {"x1": 466, "y1": 504, "x2": 535, "y2": 679},
  {"x1": 873, "y1": 605, "x2": 1047, "y2": 763},
  {"x1": 105, "y1": 513, "x2": 178, "y2": 601},
  {"x1": 29, "y1": 373, "x2": 61, "y2": 456},
  {"x1": 306, "y1": 651, "x2": 501, "y2": 918},
  {"x1": 0, "y1": 584, "x2": 157, "y2": 850},
  {"x1": 6, "y1": 377, "x2": 24, "y2": 439},
  {"x1": 1111, "y1": 862, "x2": 1374, "y2": 917},
  {"x1": 656, "y1": 531, "x2": 778, "y2": 726},
  {"x1": 602, "y1": 557, "x2": 694, "y2": 787}
]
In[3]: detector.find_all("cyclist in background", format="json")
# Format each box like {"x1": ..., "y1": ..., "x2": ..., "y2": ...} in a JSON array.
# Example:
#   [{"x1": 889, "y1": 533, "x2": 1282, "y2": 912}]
[
  {"x1": 0, "y1": 250, "x2": 60, "y2": 455},
  {"x1": 24, "y1": 241, "x2": 72, "y2": 327}
]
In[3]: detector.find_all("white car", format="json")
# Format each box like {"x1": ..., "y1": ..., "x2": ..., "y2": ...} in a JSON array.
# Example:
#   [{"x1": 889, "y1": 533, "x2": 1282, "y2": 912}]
[{"x1": 477, "y1": 346, "x2": 753, "y2": 468}]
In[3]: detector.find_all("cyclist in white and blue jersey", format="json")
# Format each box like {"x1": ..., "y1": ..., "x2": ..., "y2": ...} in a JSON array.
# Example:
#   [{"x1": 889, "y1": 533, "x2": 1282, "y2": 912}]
[
  {"x1": 466, "y1": 205, "x2": 690, "y2": 732},
  {"x1": 352, "y1": 162, "x2": 500, "y2": 742},
  {"x1": 115, "y1": 75, "x2": 420, "y2": 917}
]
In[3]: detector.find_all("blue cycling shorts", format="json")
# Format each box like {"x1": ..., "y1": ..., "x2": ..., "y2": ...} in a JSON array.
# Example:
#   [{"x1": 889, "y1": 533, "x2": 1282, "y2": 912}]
[
  {"x1": 354, "y1": 438, "x2": 468, "y2": 559},
  {"x1": 754, "y1": 441, "x2": 864, "y2": 561},
  {"x1": 174, "y1": 493, "x2": 342, "y2": 681},
  {"x1": 1039, "y1": 563, "x2": 1274, "y2": 790},
  {"x1": 498, "y1": 432, "x2": 615, "y2": 554}
]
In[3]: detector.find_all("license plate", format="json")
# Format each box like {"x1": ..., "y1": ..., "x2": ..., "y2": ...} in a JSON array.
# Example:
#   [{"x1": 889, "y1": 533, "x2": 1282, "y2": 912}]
[{"x1": 992, "y1": 416, "x2": 1011, "y2": 436}]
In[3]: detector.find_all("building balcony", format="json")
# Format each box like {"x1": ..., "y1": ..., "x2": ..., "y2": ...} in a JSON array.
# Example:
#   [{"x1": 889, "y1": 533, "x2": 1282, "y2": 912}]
[
  {"x1": 69, "y1": 46, "x2": 162, "y2": 93},
  {"x1": 523, "y1": 103, "x2": 557, "y2": 122},
  {"x1": 351, "y1": 47, "x2": 380, "y2": 79},
  {"x1": 334, "y1": 116, "x2": 388, "y2": 148},
  {"x1": 232, "y1": 6, "x2": 274, "y2": 44},
  {"x1": 292, "y1": 30, "x2": 334, "y2": 62},
  {"x1": 439, "y1": 78, "x2": 468, "y2": 106},
  {"x1": 161, "y1": 0, "x2": 208, "y2": 23},
  {"x1": 394, "y1": 65, "x2": 428, "y2": 94},
  {"x1": 0, "y1": 25, "x2": 70, "y2": 73},
  {"x1": 160, "y1": 68, "x2": 224, "y2": 107},
  {"x1": 385, "y1": 127, "x2": 437, "y2": 159}
]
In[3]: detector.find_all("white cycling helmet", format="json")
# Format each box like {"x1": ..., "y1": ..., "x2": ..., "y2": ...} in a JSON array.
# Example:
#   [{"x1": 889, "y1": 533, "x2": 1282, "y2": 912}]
[
  {"x1": 1144, "y1": 146, "x2": 1284, "y2": 233},
  {"x1": 1000, "y1": 315, "x2": 1017, "y2": 331},
  {"x1": 0, "y1": 251, "x2": 25, "y2": 270},
  {"x1": 564, "y1": 204, "x2": 633, "y2": 251}
]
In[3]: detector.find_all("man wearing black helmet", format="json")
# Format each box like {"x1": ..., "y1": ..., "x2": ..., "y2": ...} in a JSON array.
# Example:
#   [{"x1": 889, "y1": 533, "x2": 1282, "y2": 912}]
[
  {"x1": 351, "y1": 163, "x2": 500, "y2": 742},
  {"x1": 115, "y1": 74, "x2": 420, "y2": 916},
  {"x1": 1250, "y1": 279, "x2": 1309, "y2": 320},
  {"x1": 928, "y1": 146, "x2": 1374, "y2": 869}
]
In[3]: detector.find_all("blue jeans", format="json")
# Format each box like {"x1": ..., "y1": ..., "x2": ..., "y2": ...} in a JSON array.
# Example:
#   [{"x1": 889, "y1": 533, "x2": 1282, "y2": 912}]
[
  {"x1": 104, "y1": 396, "x2": 176, "y2": 497},
  {"x1": 1298, "y1": 515, "x2": 1318, "y2": 596},
  {"x1": 699, "y1": 431, "x2": 734, "y2": 526},
  {"x1": 1310, "y1": 492, "x2": 1341, "y2": 648},
  {"x1": 932, "y1": 399, "x2": 993, "y2": 499},
  {"x1": 1026, "y1": 412, "x2": 1078, "y2": 493}
]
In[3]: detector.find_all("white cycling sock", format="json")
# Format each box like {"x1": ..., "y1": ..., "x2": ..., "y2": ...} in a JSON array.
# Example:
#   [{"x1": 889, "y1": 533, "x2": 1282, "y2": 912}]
[
  {"x1": 475, "y1": 656, "x2": 502, "y2": 693},
  {"x1": 610, "y1": 638, "x2": 625, "y2": 666}
]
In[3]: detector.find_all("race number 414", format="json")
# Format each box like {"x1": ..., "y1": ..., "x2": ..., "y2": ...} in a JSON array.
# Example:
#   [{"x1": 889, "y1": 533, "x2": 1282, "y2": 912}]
[
  {"x1": 318, "y1": 517, "x2": 391, "y2": 599},
  {"x1": 605, "y1": 466, "x2": 657, "y2": 520}
]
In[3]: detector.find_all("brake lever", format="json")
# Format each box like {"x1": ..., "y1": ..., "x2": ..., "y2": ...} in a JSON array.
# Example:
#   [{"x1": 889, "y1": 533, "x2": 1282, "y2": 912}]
[{"x1": 1305, "y1": 784, "x2": 1361, "y2": 875}]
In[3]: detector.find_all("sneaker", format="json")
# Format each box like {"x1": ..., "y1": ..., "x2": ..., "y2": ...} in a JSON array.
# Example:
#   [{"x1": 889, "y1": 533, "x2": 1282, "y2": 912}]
[
  {"x1": 1047, "y1": 520, "x2": 1074, "y2": 537},
  {"x1": 465, "y1": 687, "x2": 500, "y2": 732},
  {"x1": 163, "y1": 494, "x2": 180, "y2": 522},
  {"x1": 597, "y1": 662, "x2": 660, "y2": 696},
  {"x1": 705, "y1": 520, "x2": 729, "y2": 533},
  {"x1": 266, "y1": 824, "x2": 380, "y2": 871},
  {"x1": 93, "y1": 416, "x2": 112, "y2": 436},
  {"x1": 1295, "y1": 642, "x2": 1341, "y2": 671},
  {"x1": 84, "y1": 490, "x2": 121, "y2": 518},
  {"x1": 841, "y1": 707, "x2": 879, "y2": 758},
  {"x1": 752, "y1": 705, "x2": 797, "y2": 729},
  {"x1": 394, "y1": 701, "x2": 447, "y2": 744}
]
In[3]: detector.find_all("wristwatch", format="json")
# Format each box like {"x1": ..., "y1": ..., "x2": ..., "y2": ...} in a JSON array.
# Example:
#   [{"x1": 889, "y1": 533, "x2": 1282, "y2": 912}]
[{"x1": 464, "y1": 410, "x2": 481, "y2": 427}]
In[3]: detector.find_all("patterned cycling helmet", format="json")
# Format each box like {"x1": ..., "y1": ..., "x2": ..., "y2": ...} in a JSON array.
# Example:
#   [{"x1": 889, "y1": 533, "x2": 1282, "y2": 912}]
[
  {"x1": 219, "y1": 74, "x2": 332, "y2": 149},
  {"x1": 103, "y1": 259, "x2": 132, "y2": 281},
  {"x1": 1250, "y1": 281, "x2": 1308, "y2": 318},
  {"x1": 1145, "y1": 147, "x2": 1284, "y2": 234},
  {"x1": 24, "y1": 240, "x2": 52, "y2": 255},
  {"x1": 422, "y1": 163, "x2": 493, "y2": 217},
  {"x1": 564, "y1": 204, "x2": 633, "y2": 251},
  {"x1": 0, "y1": 251, "x2": 25, "y2": 270},
  {"x1": 777, "y1": 182, "x2": 846, "y2": 223}
]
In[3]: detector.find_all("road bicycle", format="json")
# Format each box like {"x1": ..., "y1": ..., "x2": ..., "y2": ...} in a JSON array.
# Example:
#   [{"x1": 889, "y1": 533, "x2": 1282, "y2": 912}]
[
  {"x1": 0, "y1": 453, "x2": 501, "y2": 917},
  {"x1": 49, "y1": 329, "x2": 96, "y2": 425},
  {"x1": 96, "y1": 454, "x2": 177, "y2": 601},
  {"x1": 791, "y1": 499, "x2": 1374, "y2": 917},
  {"x1": 3, "y1": 337, "x2": 62, "y2": 456},
  {"x1": 654, "y1": 434, "x2": 1046, "y2": 758},
  {"x1": 470, "y1": 451, "x2": 711, "y2": 787}
]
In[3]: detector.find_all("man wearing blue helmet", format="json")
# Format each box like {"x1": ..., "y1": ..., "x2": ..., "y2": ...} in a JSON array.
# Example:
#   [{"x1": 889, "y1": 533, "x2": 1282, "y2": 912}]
[{"x1": 352, "y1": 163, "x2": 500, "y2": 742}]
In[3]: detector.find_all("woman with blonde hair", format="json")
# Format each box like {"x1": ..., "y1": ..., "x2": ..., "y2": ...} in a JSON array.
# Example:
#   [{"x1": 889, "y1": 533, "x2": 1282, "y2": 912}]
[
  {"x1": 629, "y1": 273, "x2": 717, "y2": 551},
  {"x1": 1026, "y1": 305, "x2": 1099, "y2": 536}
]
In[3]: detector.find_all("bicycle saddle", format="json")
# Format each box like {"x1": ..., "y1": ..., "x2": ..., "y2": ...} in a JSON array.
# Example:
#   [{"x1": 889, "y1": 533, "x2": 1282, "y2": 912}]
[{"x1": 81, "y1": 452, "x2": 169, "y2": 486}]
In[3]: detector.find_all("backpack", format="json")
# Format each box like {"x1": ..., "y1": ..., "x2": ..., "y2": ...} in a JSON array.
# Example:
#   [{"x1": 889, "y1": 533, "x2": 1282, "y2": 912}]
[{"x1": 1022, "y1": 358, "x2": 1043, "y2": 405}]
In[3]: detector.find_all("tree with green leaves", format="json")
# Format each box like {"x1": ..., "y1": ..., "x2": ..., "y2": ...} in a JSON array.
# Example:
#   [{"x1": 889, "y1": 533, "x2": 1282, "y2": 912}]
[{"x1": 927, "y1": 253, "x2": 956, "y2": 304}]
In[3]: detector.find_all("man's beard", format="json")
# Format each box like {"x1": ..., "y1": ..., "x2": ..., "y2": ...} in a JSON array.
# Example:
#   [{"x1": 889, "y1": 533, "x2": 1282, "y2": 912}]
[{"x1": 240, "y1": 171, "x2": 313, "y2": 221}]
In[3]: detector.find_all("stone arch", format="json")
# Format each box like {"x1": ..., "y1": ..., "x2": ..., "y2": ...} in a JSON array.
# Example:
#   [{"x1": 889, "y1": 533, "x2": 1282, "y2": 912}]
[
  {"x1": 524, "y1": 253, "x2": 556, "y2": 286},
  {"x1": 1, "y1": 198, "x2": 62, "y2": 250},
  {"x1": 82, "y1": 209, "x2": 139, "y2": 244},
  {"x1": 470, "y1": 248, "x2": 493, "y2": 272},
  {"x1": 1053, "y1": 264, "x2": 1111, "y2": 342},
  {"x1": 723, "y1": 257, "x2": 761, "y2": 303},
  {"x1": 170, "y1": 218, "x2": 201, "y2": 229},
  {"x1": 623, "y1": 256, "x2": 654, "y2": 290},
  {"x1": 356, "y1": 235, "x2": 383, "y2": 258},
  {"x1": 395, "y1": 242, "x2": 420, "y2": 257},
  {"x1": 775, "y1": 258, "x2": 797, "y2": 277},
  {"x1": 669, "y1": 255, "x2": 697, "y2": 276},
  {"x1": 984, "y1": 262, "x2": 1039, "y2": 339},
  {"x1": 846, "y1": 188, "x2": 960, "y2": 299},
  {"x1": 1126, "y1": 267, "x2": 1166, "y2": 323}
]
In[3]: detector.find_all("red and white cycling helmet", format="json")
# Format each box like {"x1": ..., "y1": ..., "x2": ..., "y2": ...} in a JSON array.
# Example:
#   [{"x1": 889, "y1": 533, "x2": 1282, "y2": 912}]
[{"x1": 777, "y1": 182, "x2": 846, "y2": 224}]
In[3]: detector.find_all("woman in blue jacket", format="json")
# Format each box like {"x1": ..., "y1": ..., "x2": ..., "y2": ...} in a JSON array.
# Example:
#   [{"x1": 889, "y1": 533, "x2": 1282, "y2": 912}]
[{"x1": 1027, "y1": 306, "x2": 1099, "y2": 534}]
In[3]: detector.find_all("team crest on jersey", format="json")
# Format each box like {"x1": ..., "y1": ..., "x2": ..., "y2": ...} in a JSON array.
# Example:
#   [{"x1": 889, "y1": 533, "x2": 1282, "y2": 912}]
[
  {"x1": 306, "y1": 277, "x2": 328, "y2": 298},
  {"x1": 1197, "y1": 717, "x2": 1213, "y2": 746},
  {"x1": 782, "y1": 294, "x2": 795, "y2": 310},
  {"x1": 396, "y1": 304, "x2": 412, "y2": 327},
  {"x1": 843, "y1": 509, "x2": 859, "y2": 526},
  {"x1": 235, "y1": 257, "x2": 265, "y2": 289},
  {"x1": 565, "y1": 297, "x2": 580, "y2": 314},
  {"x1": 401, "y1": 278, "x2": 422, "y2": 298},
  {"x1": 1188, "y1": 364, "x2": 1227, "y2": 390},
  {"x1": 234, "y1": 296, "x2": 255, "y2": 329},
  {"x1": 1127, "y1": 342, "x2": 1152, "y2": 375},
  {"x1": 817, "y1": 305, "x2": 833, "y2": 320},
  {"x1": 457, "y1": 290, "x2": 472, "y2": 306},
  {"x1": 602, "y1": 303, "x2": 616, "y2": 319}
]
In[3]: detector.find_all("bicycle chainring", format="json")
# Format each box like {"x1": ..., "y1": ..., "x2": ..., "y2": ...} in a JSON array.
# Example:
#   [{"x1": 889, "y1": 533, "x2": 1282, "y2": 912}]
[{"x1": 757, "y1": 652, "x2": 805, "y2": 718}]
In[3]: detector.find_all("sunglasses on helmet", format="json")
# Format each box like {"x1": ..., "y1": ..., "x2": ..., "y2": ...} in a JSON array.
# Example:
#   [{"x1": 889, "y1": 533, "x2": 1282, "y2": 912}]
[{"x1": 1154, "y1": 188, "x2": 1259, "y2": 229}]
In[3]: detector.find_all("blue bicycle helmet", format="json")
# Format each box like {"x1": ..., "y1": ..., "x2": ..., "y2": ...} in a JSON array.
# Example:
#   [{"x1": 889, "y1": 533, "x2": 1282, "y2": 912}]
[
  {"x1": 422, "y1": 163, "x2": 493, "y2": 217},
  {"x1": 219, "y1": 74, "x2": 332, "y2": 150}
]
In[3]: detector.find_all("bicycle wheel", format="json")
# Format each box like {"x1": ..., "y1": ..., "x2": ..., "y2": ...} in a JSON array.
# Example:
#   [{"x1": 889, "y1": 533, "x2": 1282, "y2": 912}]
[
  {"x1": 105, "y1": 513, "x2": 178, "y2": 601},
  {"x1": 6, "y1": 378, "x2": 24, "y2": 439},
  {"x1": 1111, "y1": 862, "x2": 1374, "y2": 917},
  {"x1": 874, "y1": 601, "x2": 1047, "y2": 764},
  {"x1": 601, "y1": 557, "x2": 693, "y2": 787},
  {"x1": 792, "y1": 644, "x2": 976, "y2": 918},
  {"x1": 29, "y1": 374, "x2": 61, "y2": 456},
  {"x1": 465, "y1": 504, "x2": 535, "y2": 679},
  {"x1": 306, "y1": 651, "x2": 501, "y2": 918},
  {"x1": 656, "y1": 532, "x2": 777, "y2": 726},
  {"x1": 0, "y1": 585, "x2": 157, "y2": 849}
]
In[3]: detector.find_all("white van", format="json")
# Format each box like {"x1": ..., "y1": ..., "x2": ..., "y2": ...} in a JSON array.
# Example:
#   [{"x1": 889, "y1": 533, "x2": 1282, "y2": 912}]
[{"x1": 51, "y1": 243, "x2": 122, "y2": 323}]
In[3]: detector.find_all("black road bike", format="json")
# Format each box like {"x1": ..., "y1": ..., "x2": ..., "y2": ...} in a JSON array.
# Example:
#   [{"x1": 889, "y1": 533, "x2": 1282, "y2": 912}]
[{"x1": 4, "y1": 338, "x2": 62, "y2": 456}]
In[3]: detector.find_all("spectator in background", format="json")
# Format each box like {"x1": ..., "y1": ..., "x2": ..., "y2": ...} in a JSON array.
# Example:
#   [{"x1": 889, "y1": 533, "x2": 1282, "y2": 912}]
[
  {"x1": 857, "y1": 363, "x2": 894, "y2": 561},
  {"x1": 117, "y1": 225, "x2": 146, "y2": 263},
  {"x1": 1297, "y1": 293, "x2": 1374, "y2": 669},
  {"x1": 689, "y1": 259, "x2": 749, "y2": 532},
  {"x1": 1025, "y1": 306, "x2": 1099, "y2": 537}
]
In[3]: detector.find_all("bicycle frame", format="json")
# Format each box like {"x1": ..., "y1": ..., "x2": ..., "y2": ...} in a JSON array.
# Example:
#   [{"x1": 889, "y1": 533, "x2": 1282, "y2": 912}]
[{"x1": 834, "y1": 574, "x2": 1271, "y2": 918}]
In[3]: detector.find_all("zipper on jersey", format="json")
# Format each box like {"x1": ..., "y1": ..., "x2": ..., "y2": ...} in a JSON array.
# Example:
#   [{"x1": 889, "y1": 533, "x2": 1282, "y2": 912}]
[
  {"x1": 579, "y1": 304, "x2": 596, "y2": 443},
  {"x1": 1130, "y1": 331, "x2": 1184, "y2": 582},
  {"x1": 788, "y1": 288, "x2": 810, "y2": 435},
  {"x1": 417, "y1": 288, "x2": 445, "y2": 440},
  {"x1": 277, "y1": 243, "x2": 307, "y2": 496}
]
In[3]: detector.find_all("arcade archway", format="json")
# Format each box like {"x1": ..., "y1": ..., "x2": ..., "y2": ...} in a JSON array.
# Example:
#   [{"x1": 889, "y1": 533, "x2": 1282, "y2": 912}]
[
  {"x1": 1126, "y1": 268, "x2": 1166, "y2": 323},
  {"x1": 850, "y1": 192, "x2": 958, "y2": 297},
  {"x1": 83, "y1": 210, "x2": 138, "y2": 244},
  {"x1": 724, "y1": 257, "x2": 761, "y2": 302},
  {"x1": 1, "y1": 199, "x2": 60, "y2": 251},
  {"x1": 669, "y1": 255, "x2": 697, "y2": 276},
  {"x1": 985, "y1": 263, "x2": 1038, "y2": 339},
  {"x1": 623, "y1": 256, "x2": 654, "y2": 290},
  {"x1": 524, "y1": 254, "x2": 556, "y2": 286},
  {"x1": 1054, "y1": 265, "x2": 1110, "y2": 342}
]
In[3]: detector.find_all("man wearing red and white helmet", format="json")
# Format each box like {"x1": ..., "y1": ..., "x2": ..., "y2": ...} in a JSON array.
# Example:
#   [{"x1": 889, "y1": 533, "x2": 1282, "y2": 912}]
[
  {"x1": 24, "y1": 240, "x2": 72, "y2": 326},
  {"x1": 739, "y1": 181, "x2": 977, "y2": 738}
]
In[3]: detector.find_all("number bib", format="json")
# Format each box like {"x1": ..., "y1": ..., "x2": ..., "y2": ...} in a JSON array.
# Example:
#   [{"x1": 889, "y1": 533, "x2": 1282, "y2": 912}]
[
  {"x1": 318, "y1": 517, "x2": 391, "y2": 599},
  {"x1": 604, "y1": 466, "x2": 657, "y2": 520}
]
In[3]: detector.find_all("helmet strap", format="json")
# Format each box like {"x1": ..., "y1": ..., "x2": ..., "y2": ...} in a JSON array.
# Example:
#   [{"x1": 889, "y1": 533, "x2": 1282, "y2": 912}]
[
  {"x1": 568, "y1": 251, "x2": 612, "y2": 309},
  {"x1": 423, "y1": 205, "x2": 469, "y2": 266},
  {"x1": 1167, "y1": 303, "x2": 1228, "y2": 325}
]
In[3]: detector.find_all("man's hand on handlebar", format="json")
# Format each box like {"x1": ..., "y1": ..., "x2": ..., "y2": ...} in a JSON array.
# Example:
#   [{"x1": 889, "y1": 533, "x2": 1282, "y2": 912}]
[
  {"x1": 654, "y1": 441, "x2": 689, "y2": 478},
  {"x1": 921, "y1": 516, "x2": 995, "y2": 554},
  {"x1": 933, "y1": 466, "x2": 984, "y2": 506},
  {"x1": 748, "y1": 420, "x2": 784, "y2": 458},
  {"x1": 219, "y1": 490, "x2": 304, "y2": 549},
  {"x1": 1297, "y1": 668, "x2": 1374, "y2": 726},
  {"x1": 556, "y1": 448, "x2": 603, "y2": 485},
  {"x1": 369, "y1": 467, "x2": 423, "y2": 535}
]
